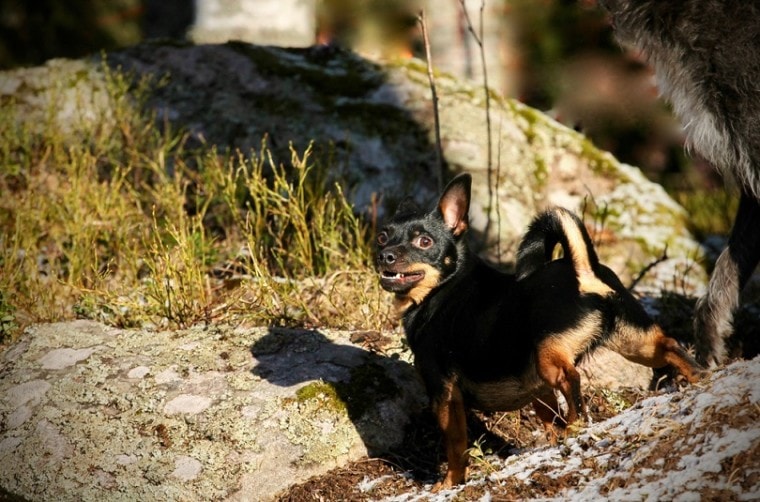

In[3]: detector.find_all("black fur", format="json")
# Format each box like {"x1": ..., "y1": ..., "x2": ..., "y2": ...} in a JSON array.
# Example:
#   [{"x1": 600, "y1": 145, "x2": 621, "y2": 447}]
[{"x1": 376, "y1": 173, "x2": 703, "y2": 489}]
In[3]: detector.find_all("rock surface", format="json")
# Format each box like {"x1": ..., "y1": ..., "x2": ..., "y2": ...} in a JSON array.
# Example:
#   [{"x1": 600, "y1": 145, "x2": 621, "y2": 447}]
[{"x1": 0, "y1": 321, "x2": 424, "y2": 500}]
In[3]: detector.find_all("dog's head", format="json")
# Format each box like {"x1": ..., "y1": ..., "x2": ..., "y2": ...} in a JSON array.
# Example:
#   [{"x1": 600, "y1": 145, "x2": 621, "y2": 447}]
[{"x1": 375, "y1": 174, "x2": 472, "y2": 305}]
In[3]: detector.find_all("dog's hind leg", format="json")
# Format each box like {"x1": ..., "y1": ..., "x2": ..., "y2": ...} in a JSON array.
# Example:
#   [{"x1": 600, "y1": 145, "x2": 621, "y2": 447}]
[
  {"x1": 695, "y1": 190, "x2": 760, "y2": 367},
  {"x1": 431, "y1": 380, "x2": 469, "y2": 491},
  {"x1": 536, "y1": 347, "x2": 584, "y2": 424},
  {"x1": 607, "y1": 325, "x2": 705, "y2": 383},
  {"x1": 532, "y1": 391, "x2": 566, "y2": 445}
]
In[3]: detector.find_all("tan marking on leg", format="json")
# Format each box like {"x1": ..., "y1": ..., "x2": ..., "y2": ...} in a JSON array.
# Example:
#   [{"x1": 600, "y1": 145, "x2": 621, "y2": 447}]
[
  {"x1": 537, "y1": 346, "x2": 583, "y2": 425},
  {"x1": 532, "y1": 392, "x2": 564, "y2": 445},
  {"x1": 605, "y1": 324, "x2": 705, "y2": 383},
  {"x1": 432, "y1": 379, "x2": 468, "y2": 492},
  {"x1": 659, "y1": 335, "x2": 705, "y2": 383},
  {"x1": 534, "y1": 314, "x2": 600, "y2": 424}
]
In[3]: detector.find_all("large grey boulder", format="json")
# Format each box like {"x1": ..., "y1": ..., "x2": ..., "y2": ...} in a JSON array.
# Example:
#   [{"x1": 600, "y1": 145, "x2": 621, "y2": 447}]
[
  {"x1": 2, "y1": 321, "x2": 757, "y2": 501},
  {"x1": 0, "y1": 321, "x2": 424, "y2": 500}
]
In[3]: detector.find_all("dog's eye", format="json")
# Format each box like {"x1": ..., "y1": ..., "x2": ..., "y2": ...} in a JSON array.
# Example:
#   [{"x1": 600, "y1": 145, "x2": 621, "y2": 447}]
[
  {"x1": 414, "y1": 235, "x2": 434, "y2": 249},
  {"x1": 377, "y1": 231, "x2": 389, "y2": 246}
]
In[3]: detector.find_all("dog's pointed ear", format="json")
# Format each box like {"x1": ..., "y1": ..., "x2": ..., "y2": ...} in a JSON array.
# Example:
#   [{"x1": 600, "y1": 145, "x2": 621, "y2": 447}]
[{"x1": 438, "y1": 174, "x2": 471, "y2": 236}]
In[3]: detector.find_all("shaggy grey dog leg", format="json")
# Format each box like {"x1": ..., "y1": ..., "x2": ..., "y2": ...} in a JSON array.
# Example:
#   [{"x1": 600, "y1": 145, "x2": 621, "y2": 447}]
[{"x1": 695, "y1": 191, "x2": 760, "y2": 366}]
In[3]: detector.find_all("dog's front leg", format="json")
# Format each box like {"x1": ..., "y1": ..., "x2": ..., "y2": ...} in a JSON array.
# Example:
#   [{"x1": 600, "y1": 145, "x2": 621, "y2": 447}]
[
  {"x1": 431, "y1": 379, "x2": 468, "y2": 492},
  {"x1": 695, "y1": 189, "x2": 760, "y2": 366}
]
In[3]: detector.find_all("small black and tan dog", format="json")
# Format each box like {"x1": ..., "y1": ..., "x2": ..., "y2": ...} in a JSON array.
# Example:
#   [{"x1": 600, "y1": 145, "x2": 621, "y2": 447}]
[{"x1": 376, "y1": 173, "x2": 703, "y2": 490}]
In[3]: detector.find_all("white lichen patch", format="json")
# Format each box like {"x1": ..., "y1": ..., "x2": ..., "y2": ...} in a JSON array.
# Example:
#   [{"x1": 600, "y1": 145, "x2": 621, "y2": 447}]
[
  {"x1": 4, "y1": 380, "x2": 51, "y2": 408},
  {"x1": 171, "y1": 455, "x2": 203, "y2": 481},
  {"x1": 164, "y1": 394, "x2": 213, "y2": 415},
  {"x1": 0, "y1": 437, "x2": 22, "y2": 456},
  {"x1": 6, "y1": 406, "x2": 33, "y2": 429},
  {"x1": 154, "y1": 367, "x2": 181, "y2": 384},
  {"x1": 38, "y1": 347, "x2": 98, "y2": 370},
  {"x1": 33, "y1": 419, "x2": 75, "y2": 462},
  {"x1": 127, "y1": 366, "x2": 151, "y2": 379}
]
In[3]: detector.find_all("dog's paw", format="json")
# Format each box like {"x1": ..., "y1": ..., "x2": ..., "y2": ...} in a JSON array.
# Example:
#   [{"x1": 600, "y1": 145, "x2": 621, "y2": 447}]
[
  {"x1": 431, "y1": 468, "x2": 466, "y2": 492},
  {"x1": 431, "y1": 480, "x2": 450, "y2": 493},
  {"x1": 431, "y1": 478, "x2": 457, "y2": 493}
]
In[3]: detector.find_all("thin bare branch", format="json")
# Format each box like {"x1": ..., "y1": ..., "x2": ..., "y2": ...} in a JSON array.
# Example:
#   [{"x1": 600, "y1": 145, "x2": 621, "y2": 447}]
[
  {"x1": 458, "y1": 0, "x2": 496, "y2": 252},
  {"x1": 629, "y1": 246, "x2": 669, "y2": 291},
  {"x1": 418, "y1": 9, "x2": 445, "y2": 193}
]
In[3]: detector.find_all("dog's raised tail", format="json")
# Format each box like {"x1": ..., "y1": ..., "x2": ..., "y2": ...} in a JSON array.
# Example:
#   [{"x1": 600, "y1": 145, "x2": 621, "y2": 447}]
[{"x1": 517, "y1": 207, "x2": 613, "y2": 295}]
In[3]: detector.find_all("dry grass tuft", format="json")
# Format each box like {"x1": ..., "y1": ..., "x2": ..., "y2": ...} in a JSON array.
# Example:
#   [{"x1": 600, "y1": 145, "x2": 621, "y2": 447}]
[{"x1": 0, "y1": 64, "x2": 392, "y2": 342}]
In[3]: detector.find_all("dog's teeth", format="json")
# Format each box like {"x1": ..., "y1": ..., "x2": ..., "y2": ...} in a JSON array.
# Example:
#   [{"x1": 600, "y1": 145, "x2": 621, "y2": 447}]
[{"x1": 382, "y1": 271, "x2": 420, "y2": 280}]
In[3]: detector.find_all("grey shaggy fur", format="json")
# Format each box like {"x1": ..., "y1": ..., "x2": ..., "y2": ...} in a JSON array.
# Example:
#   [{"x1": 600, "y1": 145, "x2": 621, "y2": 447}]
[{"x1": 600, "y1": 0, "x2": 760, "y2": 366}]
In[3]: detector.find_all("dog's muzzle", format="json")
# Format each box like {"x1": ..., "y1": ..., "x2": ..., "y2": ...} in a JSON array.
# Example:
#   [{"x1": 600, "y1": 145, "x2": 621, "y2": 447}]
[{"x1": 377, "y1": 248, "x2": 425, "y2": 292}]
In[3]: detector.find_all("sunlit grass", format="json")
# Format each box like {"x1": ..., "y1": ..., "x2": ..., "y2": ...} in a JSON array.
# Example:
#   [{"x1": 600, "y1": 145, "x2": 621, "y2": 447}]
[{"x1": 0, "y1": 63, "x2": 392, "y2": 342}]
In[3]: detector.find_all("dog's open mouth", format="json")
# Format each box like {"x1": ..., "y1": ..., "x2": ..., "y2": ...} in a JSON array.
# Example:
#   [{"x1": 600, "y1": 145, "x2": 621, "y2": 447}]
[{"x1": 380, "y1": 269, "x2": 425, "y2": 290}]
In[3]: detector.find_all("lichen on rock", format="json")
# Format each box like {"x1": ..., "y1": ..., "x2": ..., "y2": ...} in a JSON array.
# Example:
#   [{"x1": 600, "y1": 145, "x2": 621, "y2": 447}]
[{"x1": 0, "y1": 321, "x2": 424, "y2": 501}]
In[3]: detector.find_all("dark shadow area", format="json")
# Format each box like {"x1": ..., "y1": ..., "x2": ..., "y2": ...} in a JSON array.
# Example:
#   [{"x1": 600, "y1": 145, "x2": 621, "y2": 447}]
[
  {"x1": 0, "y1": 0, "x2": 194, "y2": 69},
  {"x1": 0, "y1": 485, "x2": 30, "y2": 502},
  {"x1": 250, "y1": 327, "x2": 517, "y2": 484},
  {"x1": 141, "y1": 0, "x2": 194, "y2": 40},
  {"x1": 251, "y1": 327, "x2": 423, "y2": 456}
]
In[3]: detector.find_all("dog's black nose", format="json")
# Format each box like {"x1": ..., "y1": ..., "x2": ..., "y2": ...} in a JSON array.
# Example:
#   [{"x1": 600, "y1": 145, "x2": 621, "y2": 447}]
[{"x1": 379, "y1": 250, "x2": 397, "y2": 265}]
